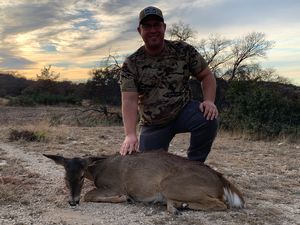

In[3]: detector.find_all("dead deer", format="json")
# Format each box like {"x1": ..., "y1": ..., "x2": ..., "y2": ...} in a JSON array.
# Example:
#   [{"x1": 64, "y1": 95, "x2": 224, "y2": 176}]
[{"x1": 44, "y1": 151, "x2": 245, "y2": 214}]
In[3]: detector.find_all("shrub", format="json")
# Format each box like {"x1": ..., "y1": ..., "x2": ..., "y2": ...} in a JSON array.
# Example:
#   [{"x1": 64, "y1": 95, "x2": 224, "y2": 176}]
[
  {"x1": 8, "y1": 93, "x2": 81, "y2": 106},
  {"x1": 9, "y1": 130, "x2": 47, "y2": 142},
  {"x1": 220, "y1": 81, "x2": 300, "y2": 140},
  {"x1": 49, "y1": 106, "x2": 122, "y2": 127},
  {"x1": 8, "y1": 96, "x2": 36, "y2": 106}
]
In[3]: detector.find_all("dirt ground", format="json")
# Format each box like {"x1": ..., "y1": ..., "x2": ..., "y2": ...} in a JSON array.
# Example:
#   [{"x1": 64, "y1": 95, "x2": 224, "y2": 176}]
[{"x1": 0, "y1": 106, "x2": 299, "y2": 225}]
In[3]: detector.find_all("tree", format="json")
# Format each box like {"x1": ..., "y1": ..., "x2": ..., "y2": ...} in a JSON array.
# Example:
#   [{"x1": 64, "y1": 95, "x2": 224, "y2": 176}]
[
  {"x1": 196, "y1": 34, "x2": 232, "y2": 76},
  {"x1": 36, "y1": 65, "x2": 60, "y2": 81},
  {"x1": 197, "y1": 32, "x2": 274, "y2": 81},
  {"x1": 86, "y1": 55, "x2": 121, "y2": 105},
  {"x1": 0, "y1": 72, "x2": 33, "y2": 97},
  {"x1": 167, "y1": 21, "x2": 195, "y2": 42},
  {"x1": 29, "y1": 65, "x2": 61, "y2": 96},
  {"x1": 225, "y1": 32, "x2": 274, "y2": 81},
  {"x1": 167, "y1": 22, "x2": 275, "y2": 82}
]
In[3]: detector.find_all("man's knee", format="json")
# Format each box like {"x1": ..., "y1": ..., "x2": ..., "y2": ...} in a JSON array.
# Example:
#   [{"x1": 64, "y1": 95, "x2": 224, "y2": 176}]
[{"x1": 192, "y1": 118, "x2": 218, "y2": 137}]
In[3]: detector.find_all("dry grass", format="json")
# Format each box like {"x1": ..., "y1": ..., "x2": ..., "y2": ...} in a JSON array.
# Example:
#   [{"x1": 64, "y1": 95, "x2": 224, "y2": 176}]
[
  {"x1": 0, "y1": 97, "x2": 10, "y2": 106},
  {"x1": 217, "y1": 127, "x2": 299, "y2": 144}
]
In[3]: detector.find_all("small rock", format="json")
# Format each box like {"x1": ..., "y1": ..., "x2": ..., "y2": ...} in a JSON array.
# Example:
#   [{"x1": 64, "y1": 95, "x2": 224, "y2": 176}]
[{"x1": 0, "y1": 159, "x2": 7, "y2": 166}]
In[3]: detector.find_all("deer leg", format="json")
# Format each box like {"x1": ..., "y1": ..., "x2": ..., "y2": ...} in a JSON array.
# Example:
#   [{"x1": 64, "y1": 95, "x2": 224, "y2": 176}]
[
  {"x1": 84, "y1": 188, "x2": 127, "y2": 203},
  {"x1": 166, "y1": 199, "x2": 182, "y2": 215},
  {"x1": 184, "y1": 199, "x2": 228, "y2": 211},
  {"x1": 126, "y1": 195, "x2": 135, "y2": 204},
  {"x1": 161, "y1": 175, "x2": 227, "y2": 211}
]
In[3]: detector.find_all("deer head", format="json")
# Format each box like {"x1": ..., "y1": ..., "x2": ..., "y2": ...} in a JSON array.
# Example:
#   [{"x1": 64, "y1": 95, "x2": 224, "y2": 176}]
[{"x1": 43, "y1": 154, "x2": 100, "y2": 206}]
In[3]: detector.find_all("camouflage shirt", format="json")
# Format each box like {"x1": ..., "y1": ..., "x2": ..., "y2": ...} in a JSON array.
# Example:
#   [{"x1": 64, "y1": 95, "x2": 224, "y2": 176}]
[{"x1": 120, "y1": 40, "x2": 208, "y2": 126}]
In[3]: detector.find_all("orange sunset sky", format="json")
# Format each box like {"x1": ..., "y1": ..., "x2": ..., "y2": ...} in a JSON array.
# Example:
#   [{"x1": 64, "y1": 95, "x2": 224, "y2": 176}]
[{"x1": 1, "y1": 0, "x2": 299, "y2": 85}]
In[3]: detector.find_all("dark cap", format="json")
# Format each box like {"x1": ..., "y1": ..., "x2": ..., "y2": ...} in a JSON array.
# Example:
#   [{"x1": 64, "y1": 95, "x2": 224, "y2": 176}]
[{"x1": 139, "y1": 6, "x2": 164, "y2": 24}]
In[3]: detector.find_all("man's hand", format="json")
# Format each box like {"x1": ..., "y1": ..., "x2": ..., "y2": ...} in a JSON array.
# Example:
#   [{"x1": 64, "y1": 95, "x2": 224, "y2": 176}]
[
  {"x1": 120, "y1": 134, "x2": 139, "y2": 156},
  {"x1": 200, "y1": 100, "x2": 218, "y2": 120}
]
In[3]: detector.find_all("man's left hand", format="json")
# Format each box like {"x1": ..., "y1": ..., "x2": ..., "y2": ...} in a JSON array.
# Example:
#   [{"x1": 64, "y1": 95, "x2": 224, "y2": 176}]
[{"x1": 200, "y1": 100, "x2": 218, "y2": 120}]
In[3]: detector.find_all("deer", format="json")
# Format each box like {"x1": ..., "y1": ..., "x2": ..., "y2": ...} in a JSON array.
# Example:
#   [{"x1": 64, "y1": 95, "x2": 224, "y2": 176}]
[{"x1": 44, "y1": 150, "x2": 245, "y2": 214}]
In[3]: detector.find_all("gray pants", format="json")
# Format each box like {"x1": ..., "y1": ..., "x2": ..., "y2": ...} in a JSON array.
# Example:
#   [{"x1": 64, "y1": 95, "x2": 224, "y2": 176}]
[{"x1": 139, "y1": 100, "x2": 218, "y2": 162}]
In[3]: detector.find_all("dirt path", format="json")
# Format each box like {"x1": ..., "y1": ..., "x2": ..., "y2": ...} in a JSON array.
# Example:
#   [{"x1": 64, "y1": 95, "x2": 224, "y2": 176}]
[{"x1": 0, "y1": 142, "x2": 61, "y2": 179}]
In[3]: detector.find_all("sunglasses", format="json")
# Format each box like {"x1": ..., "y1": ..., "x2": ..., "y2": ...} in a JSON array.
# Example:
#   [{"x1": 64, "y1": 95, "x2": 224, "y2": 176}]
[{"x1": 140, "y1": 22, "x2": 164, "y2": 30}]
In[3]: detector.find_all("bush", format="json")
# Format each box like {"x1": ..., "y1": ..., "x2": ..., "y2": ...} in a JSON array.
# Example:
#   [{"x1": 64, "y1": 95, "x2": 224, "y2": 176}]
[
  {"x1": 49, "y1": 106, "x2": 122, "y2": 127},
  {"x1": 8, "y1": 95, "x2": 36, "y2": 106},
  {"x1": 8, "y1": 93, "x2": 81, "y2": 106},
  {"x1": 30, "y1": 93, "x2": 81, "y2": 105},
  {"x1": 220, "y1": 81, "x2": 300, "y2": 140},
  {"x1": 9, "y1": 130, "x2": 46, "y2": 142},
  {"x1": 85, "y1": 66, "x2": 121, "y2": 105}
]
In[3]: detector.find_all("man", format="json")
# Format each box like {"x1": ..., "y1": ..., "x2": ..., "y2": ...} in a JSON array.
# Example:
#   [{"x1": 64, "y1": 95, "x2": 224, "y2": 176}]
[{"x1": 119, "y1": 6, "x2": 218, "y2": 162}]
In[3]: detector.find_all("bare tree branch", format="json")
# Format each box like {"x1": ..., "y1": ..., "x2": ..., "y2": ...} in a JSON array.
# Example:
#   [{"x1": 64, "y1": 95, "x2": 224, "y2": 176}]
[
  {"x1": 167, "y1": 21, "x2": 195, "y2": 42},
  {"x1": 197, "y1": 34, "x2": 232, "y2": 76},
  {"x1": 227, "y1": 32, "x2": 274, "y2": 80}
]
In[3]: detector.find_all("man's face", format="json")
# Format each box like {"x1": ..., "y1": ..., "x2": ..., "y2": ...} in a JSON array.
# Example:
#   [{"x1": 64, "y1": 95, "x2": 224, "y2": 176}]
[{"x1": 138, "y1": 17, "x2": 166, "y2": 50}]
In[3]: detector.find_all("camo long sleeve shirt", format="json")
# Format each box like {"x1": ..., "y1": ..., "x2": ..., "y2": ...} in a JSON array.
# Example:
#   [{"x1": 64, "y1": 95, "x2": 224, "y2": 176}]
[{"x1": 120, "y1": 40, "x2": 208, "y2": 126}]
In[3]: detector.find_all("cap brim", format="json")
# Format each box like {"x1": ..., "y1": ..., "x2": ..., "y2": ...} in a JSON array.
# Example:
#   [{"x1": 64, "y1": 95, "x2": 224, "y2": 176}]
[{"x1": 140, "y1": 15, "x2": 164, "y2": 24}]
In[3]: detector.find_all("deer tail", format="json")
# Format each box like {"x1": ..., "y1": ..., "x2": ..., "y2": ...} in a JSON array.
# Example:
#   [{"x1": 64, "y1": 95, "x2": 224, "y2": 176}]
[{"x1": 221, "y1": 176, "x2": 245, "y2": 209}]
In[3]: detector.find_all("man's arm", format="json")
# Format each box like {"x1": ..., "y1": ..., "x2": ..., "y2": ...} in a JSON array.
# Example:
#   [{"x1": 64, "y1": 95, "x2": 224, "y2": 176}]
[
  {"x1": 120, "y1": 91, "x2": 139, "y2": 155},
  {"x1": 196, "y1": 67, "x2": 219, "y2": 120}
]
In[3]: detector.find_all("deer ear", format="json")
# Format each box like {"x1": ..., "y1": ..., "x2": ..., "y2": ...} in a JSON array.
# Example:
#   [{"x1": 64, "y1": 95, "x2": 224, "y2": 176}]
[
  {"x1": 86, "y1": 156, "x2": 106, "y2": 166},
  {"x1": 43, "y1": 154, "x2": 66, "y2": 166}
]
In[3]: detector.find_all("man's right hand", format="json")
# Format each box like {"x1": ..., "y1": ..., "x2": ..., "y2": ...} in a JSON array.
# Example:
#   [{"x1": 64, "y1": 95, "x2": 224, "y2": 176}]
[{"x1": 120, "y1": 134, "x2": 139, "y2": 156}]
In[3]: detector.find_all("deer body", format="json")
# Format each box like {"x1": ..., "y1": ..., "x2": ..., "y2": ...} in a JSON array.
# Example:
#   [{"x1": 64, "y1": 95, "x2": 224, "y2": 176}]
[{"x1": 44, "y1": 151, "x2": 244, "y2": 214}]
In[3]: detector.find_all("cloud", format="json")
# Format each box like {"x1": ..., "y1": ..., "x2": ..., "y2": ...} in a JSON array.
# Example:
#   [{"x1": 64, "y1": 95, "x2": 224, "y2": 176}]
[
  {"x1": 0, "y1": 0, "x2": 299, "y2": 84},
  {"x1": 1, "y1": 1, "x2": 67, "y2": 38},
  {"x1": 0, "y1": 47, "x2": 35, "y2": 69}
]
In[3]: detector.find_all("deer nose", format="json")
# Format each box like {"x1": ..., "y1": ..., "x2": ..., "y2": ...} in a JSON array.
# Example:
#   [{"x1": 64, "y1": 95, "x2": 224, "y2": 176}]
[{"x1": 68, "y1": 200, "x2": 79, "y2": 206}]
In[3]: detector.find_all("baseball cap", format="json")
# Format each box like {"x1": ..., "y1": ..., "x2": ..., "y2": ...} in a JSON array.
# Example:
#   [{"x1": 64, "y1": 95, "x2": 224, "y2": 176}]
[{"x1": 139, "y1": 6, "x2": 164, "y2": 24}]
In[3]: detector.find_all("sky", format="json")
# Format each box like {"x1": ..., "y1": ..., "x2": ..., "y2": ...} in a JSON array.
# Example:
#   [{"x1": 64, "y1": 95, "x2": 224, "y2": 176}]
[{"x1": 0, "y1": 0, "x2": 299, "y2": 85}]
